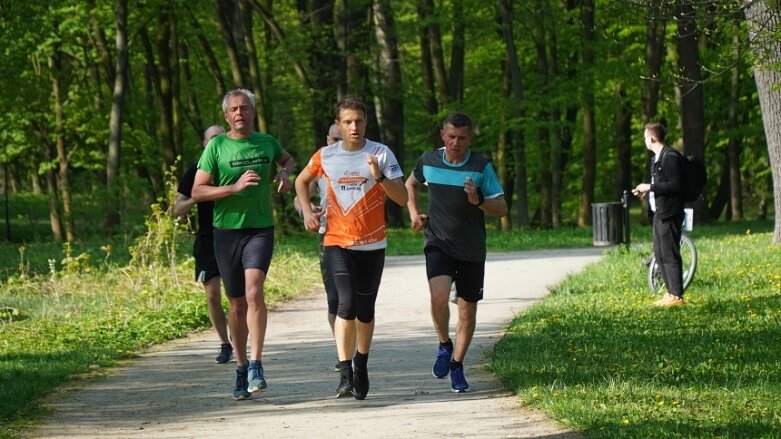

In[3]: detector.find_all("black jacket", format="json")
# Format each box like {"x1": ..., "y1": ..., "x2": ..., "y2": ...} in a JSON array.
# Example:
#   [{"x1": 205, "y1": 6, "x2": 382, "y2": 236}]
[{"x1": 648, "y1": 145, "x2": 685, "y2": 220}]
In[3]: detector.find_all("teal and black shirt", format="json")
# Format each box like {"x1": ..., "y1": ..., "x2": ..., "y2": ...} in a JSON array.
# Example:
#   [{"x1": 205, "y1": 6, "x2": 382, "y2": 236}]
[{"x1": 411, "y1": 148, "x2": 504, "y2": 261}]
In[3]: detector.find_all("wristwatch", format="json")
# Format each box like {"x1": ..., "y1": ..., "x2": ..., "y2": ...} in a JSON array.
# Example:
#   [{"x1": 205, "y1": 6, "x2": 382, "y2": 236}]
[
  {"x1": 474, "y1": 194, "x2": 485, "y2": 207},
  {"x1": 375, "y1": 175, "x2": 386, "y2": 183}
]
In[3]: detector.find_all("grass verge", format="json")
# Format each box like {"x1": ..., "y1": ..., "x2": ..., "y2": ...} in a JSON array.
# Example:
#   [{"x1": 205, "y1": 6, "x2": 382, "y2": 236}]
[{"x1": 491, "y1": 228, "x2": 781, "y2": 437}]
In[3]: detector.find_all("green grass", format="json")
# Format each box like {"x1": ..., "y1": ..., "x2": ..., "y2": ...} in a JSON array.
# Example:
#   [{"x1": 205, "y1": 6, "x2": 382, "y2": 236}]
[{"x1": 491, "y1": 227, "x2": 781, "y2": 437}]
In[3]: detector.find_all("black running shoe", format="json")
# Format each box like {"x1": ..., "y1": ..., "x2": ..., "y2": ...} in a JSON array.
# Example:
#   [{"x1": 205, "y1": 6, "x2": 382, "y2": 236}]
[
  {"x1": 353, "y1": 367, "x2": 369, "y2": 400},
  {"x1": 336, "y1": 368, "x2": 354, "y2": 398},
  {"x1": 215, "y1": 343, "x2": 233, "y2": 364}
]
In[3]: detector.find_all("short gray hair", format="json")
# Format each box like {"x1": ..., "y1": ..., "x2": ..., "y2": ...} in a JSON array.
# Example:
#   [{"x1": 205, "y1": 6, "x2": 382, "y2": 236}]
[{"x1": 222, "y1": 88, "x2": 256, "y2": 112}]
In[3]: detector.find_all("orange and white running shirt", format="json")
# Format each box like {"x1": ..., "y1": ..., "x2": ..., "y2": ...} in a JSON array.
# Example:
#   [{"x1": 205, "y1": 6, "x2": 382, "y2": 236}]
[{"x1": 306, "y1": 139, "x2": 404, "y2": 250}]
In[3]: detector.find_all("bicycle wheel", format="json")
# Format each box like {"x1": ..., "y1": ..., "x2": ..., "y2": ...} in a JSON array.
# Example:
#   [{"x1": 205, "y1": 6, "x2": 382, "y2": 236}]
[{"x1": 647, "y1": 235, "x2": 698, "y2": 294}]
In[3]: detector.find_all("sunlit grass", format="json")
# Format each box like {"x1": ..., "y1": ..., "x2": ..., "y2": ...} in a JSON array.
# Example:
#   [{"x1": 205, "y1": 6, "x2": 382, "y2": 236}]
[{"x1": 491, "y1": 230, "x2": 781, "y2": 437}]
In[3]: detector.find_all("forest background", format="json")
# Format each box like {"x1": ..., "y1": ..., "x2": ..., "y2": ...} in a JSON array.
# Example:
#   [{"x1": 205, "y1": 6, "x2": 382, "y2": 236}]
[{"x1": 1, "y1": 0, "x2": 781, "y2": 244}]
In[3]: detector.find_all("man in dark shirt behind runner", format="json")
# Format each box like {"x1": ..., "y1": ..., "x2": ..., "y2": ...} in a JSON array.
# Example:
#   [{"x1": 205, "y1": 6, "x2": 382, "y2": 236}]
[{"x1": 174, "y1": 124, "x2": 232, "y2": 364}]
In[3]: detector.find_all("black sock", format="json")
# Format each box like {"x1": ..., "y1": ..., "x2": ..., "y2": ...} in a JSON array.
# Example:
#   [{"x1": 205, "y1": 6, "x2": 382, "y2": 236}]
[
  {"x1": 450, "y1": 360, "x2": 463, "y2": 368},
  {"x1": 353, "y1": 351, "x2": 369, "y2": 369},
  {"x1": 440, "y1": 339, "x2": 453, "y2": 349},
  {"x1": 339, "y1": 360, "x2": 352, "y2": 372}
]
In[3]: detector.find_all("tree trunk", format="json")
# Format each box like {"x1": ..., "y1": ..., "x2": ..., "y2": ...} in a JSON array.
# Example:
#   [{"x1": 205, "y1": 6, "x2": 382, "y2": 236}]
[
  {"x1": 578, "y1": 0, "x2": 596, "y2": 227},
  {"x1": 499, "y1": 0, "x2": 527, "y2": 229},
  {"x1": 336, "y1": 0, "x2": 372, "y2": 99},
  {"x1": 727, "y1": 29, "x2": 743, "y2": 221},
  {"x1": 744, "y1": 0, "x2": 781, "y2": 243},
  {"x1": 49, "y1": 50, "x2": 75, "y2": 242},
  {"x1": 155, "y1": 14, "x2": 177, "y2": 170},
  {"x1": 294, "y1": 0, "x2": 338, "y2": 150},
  {"x1": 709, "y1": 148, "x2": 730, "y2": 219},
  {"x1": 615, "y1": 83, "x2": 633, "y2": 199},
  {"x1": 239, "y1": 0, "x2": 269, "y2": 133},
  {"x1": 416, "y1": 0, "x2": 440, "y2": 148},
  {"x1": 421, "y1": 0, "x2": 450, "y2": 106},
  {"x1": 448, "y1": 0, "x2": 464, "y2": 102},
  {"x1": 676, "y1": 0, "x2": 708, "y2": 220},
  {"x1": 106, "y1": 0, "x2": 128, "y2": 232},
  {"x1": 215, "y1": 0, "x2": 248, "y2": 88},
  {"x1": 33, "y1": 122, "x2": 63, "y2": 241},
  {"x1": 180, "y1": 42, "x2": 205, "y2": 138},
  {"x1": 642, "y1": 0, "x2": 667, "y2": 123},
  {"x1": 186, "y1": 8, "x2": 226, "y2": 97},
  {"x1": 372, "y1": 0, "x2": 404, "y2": 227}
]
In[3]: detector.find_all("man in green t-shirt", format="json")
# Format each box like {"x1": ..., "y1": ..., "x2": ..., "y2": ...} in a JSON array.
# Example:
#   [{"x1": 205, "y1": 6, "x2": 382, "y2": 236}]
[{"x1": 192, "y1": 88, "x2": 295, "y2": 400}]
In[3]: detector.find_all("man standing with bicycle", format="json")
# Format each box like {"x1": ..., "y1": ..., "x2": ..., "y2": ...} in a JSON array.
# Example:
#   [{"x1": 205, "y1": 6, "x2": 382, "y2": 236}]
[{"x1": 632, "y1": 122, "x2": 686, "y2": 307}]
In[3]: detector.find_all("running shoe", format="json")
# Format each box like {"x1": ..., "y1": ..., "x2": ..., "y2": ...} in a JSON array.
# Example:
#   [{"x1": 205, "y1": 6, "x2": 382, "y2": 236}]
[
  {"x1": 215, "y1": 343, "x2": 233, "y2": 364},
  {"x1": 449, "y1": 363, "x2": 469, "y2": 393},
  {"x1": 336, "y1": 368, "x2": 354, "y2": 398},
  {"x1": 334, "y1": 362, "x2": 342, "y2": 373},
  {"x1": 248, "y1": 361, "x2": 267, "y2": 393},
  {"x1": 432, "y1": 342, "x2": 453, "y2": 378},
  {"x1": 232, "y1": 367, "x2": 251, "y2": 400},
  {"x1": 353, "y1": 366, "x2": 369, "y2": 400}
]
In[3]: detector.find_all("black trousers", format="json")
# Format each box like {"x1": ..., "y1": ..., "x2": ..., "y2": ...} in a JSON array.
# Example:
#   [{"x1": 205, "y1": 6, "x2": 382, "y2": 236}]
[{"x1": 652, "y1": 211, "x2": 685, "y2": 296}]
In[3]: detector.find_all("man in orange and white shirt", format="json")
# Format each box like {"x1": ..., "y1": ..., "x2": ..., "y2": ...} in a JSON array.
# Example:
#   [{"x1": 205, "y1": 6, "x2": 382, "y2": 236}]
[{"x1": 295, "y1": 96, "x2": 407, "y2": 401}]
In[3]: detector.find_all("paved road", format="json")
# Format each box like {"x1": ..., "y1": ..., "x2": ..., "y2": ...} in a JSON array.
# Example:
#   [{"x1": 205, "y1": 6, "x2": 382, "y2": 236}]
[{"x1": 27, "y1": 248, "x2": 603, "y2": 439}]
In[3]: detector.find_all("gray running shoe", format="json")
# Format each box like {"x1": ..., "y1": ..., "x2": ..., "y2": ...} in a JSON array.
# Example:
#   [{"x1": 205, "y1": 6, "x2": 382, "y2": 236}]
[{"x1": 248, "y1": 361, "x2": 267, "y2": 393}]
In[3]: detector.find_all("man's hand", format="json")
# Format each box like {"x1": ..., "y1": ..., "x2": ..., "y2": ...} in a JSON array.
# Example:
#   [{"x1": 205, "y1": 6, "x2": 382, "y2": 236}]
[
  {"x1": 274, "y1": 170, "x2": 291, "y2": 194},
  {"x1": 233, "y1": 170, "x2": 261, "y2": 193},
  {"x1": 632, "y1": 183, "x2": 651, "y2": 198},
  {"x1": 366, "y1": 153, "x2": 382, "y2": 180},
  {"x1": 464, "y1": 177, "x2": 481, "y2": 205},
  {"x1": 302, "y1": 209, "x2": 325, "y2": 232},
  {"x1": 410, "y1": 213, "x2": 428, "y2": 232}
]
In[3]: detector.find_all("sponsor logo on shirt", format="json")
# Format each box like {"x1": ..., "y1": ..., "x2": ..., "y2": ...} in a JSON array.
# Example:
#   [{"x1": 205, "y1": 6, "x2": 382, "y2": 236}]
[
  {"x1": 230, "y1": 153, "x2": 269, "y2": 168},
  {"x1": 337, "y1": 170, "x2": 368, "y2": 192}
]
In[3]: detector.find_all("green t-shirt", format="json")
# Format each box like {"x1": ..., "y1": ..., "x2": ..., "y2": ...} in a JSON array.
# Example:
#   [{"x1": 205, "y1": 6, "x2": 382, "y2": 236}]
[{"x1": 197, "y1": 132, "x2": 284, "y2": 229}]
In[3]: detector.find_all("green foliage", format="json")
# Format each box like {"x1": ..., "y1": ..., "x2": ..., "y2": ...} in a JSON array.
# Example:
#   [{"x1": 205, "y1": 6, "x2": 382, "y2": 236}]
[{"x1": 492, "y1": 227, "x2": 781, "y2": 437}]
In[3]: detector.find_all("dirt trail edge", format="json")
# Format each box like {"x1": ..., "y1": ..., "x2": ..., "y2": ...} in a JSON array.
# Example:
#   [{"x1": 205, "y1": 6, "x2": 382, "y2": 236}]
[{"x1": 27, "y1": 248, "x2": 603, "y2": 439}]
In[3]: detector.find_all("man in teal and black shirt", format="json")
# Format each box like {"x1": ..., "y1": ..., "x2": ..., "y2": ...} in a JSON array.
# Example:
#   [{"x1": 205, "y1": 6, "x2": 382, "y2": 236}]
[{"x1": 406, "y1": 112, "x2": 507, "y2": 393}]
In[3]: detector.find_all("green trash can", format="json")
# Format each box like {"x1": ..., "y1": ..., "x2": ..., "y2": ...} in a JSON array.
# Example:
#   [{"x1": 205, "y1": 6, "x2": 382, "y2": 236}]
[{"x1": 592, "y1": 202, "x2": 624, "y2": 246}]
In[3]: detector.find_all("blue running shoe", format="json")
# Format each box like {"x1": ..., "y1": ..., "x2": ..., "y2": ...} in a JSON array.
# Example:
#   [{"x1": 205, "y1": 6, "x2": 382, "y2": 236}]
[
  {"x1": 449, "y1": 363, "x2": 469, "y2": 393},
  {"x1": 432, "y1": 343, "x2": 453, "y2": 378},
  {"x1": 232, "y1": 367, "x2": 251, "y2": 400},
  {"x1": 248, "y1": 361, "x2": 267, "y2": 393}
]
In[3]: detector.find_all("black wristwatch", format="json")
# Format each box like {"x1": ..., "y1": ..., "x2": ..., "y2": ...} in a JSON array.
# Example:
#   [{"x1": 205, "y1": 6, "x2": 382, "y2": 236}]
[
  {"x1": 474, "y1": 194, "x2": 485, "y2": 207},
  {"x1": 375, "y1": 175, "x2": 386, "y2": 183}
]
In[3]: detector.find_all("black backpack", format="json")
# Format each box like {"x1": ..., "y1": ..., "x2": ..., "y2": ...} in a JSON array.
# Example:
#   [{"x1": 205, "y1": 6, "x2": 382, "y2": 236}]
[{"x1": 664, "y1": 150, "x2": 706, "y2": 202}]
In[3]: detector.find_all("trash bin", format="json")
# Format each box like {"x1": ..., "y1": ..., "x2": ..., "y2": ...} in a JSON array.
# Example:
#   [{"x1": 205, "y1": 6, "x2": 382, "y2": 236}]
[{"x1": 592, "y1": 202, "x2": 624, "y2": 246}]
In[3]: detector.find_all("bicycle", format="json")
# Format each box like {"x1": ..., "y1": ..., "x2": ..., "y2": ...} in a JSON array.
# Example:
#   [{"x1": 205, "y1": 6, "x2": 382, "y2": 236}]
[{"x1": 646, "y1": 209, "x2": 697, "y2": 294}]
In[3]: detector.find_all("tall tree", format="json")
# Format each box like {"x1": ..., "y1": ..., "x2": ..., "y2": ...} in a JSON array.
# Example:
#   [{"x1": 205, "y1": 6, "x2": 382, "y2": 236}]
[
  {"x1": 642, "y1": 0, "x2": 667, "y2": 123},
  {"x1": 106, "y1": 0, "x2": 128, "y2": 231},
  {"x1": 448, "y1": 0, "x2": 465, "y2": 102},
  {"x1": 372, "y1": 0, "x2": 405, "y2": 226},
  {"x1": 676, "y1": 0, "x2": 708, "y2": 220},
  {"x1": 578, "y1": 0, "x2": 596, "y2": 227},
  {"x1": 498, "y1": 0, "x2": 528, "y2": 229},
  {"x1": 744, "y1": 0, "x2": 781, "y2": 243},
  {"x1": 49, "y1": 47, "x2": 76, "y2": 241},
  {"x1": 416, "y1": 0, "x2": 440, "y2": 147}
]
